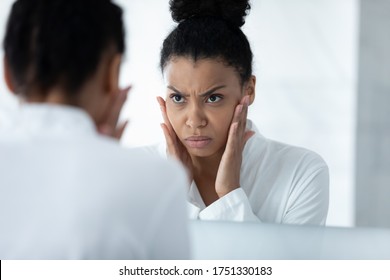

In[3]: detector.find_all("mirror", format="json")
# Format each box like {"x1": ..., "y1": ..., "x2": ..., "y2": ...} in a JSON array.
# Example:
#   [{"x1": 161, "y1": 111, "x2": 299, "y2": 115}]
[{"x1": 0, "y1": 0, "x2": 387, "y2": 229}]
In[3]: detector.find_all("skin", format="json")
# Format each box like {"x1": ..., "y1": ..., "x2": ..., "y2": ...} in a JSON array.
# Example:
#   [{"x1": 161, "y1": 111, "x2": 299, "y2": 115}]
[
  {"x1": 3, "y1": 47, "x2": 129, "y2": 139},
  {"x1": 157, "y1": 57, "x2": 256, "y2": 206}
]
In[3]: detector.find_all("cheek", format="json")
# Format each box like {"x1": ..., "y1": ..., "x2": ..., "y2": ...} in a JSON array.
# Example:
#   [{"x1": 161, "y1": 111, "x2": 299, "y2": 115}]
[{"x1": 209, "y1": 106, "x2": 236, "y2": 136}]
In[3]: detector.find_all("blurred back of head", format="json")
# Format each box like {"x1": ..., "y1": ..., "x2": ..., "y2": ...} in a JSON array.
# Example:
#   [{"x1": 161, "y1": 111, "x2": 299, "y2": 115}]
[{"x1": 3, "y1": 0, "x2": 125, "y2": 99}]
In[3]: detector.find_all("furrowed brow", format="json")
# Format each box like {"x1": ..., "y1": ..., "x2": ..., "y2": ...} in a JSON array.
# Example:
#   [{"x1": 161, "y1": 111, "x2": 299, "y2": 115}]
[
  {"x1": 199, "y1": 85, "x2": 226, "y2": 97},
  {"x1": 167, "y1": 86, "x2": 189, "y2": 97}
]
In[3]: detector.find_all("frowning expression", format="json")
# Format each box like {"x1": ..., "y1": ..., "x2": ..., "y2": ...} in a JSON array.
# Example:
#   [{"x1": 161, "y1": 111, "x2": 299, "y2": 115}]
[{"x1": 163, "y1": 57, "x2": 249, "y2": 158}]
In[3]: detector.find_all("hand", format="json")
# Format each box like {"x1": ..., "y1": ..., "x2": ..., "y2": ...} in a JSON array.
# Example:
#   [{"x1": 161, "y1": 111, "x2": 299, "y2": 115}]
[
  {"x1": 157, "y1": 96, "x2": 194, "y2": 181},
  {"x1": 97, "y1": 86, "x2": 130, "y2": 140},
  {"x1": 215, "y1": 95, "x2": 255, "y2": 197}
]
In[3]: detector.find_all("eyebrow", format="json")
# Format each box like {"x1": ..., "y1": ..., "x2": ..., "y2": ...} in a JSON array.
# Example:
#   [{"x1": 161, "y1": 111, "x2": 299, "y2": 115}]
[{"x1": 167, "y1": 85, "x2": 226, "y2": 97}]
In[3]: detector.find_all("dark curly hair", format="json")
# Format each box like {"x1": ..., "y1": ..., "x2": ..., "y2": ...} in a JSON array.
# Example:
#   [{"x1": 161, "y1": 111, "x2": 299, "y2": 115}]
[
  {"x1": 160, "y1": 0, "x2": 253, "y2": 84},
  {"x1": 3, "y1": 0, "x2": 125, "y2": 97}
]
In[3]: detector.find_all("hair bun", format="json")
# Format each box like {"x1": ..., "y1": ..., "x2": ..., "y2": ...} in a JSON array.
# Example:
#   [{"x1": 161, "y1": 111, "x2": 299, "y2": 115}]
[{"x1": 169, "y1": 0, "x2": 251, "y2": 27}]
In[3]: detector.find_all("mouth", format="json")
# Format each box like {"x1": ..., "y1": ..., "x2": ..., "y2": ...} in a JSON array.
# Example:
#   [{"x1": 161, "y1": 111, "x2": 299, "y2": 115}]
[{"x1": 184, "y1": 136, "x2": 212, "y2": 149}]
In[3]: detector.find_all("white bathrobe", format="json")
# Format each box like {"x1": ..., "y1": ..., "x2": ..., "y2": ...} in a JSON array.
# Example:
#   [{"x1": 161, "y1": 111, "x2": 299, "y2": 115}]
[
  {"x1": 0, "y1": 104, "x2": 190, "y2": 259},
  {"x1": 149, "y1": 120, "x2": 329, "y2": 225}
]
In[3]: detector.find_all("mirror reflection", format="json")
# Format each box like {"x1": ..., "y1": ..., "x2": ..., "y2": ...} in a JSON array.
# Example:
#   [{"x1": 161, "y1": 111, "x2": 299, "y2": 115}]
[{"x1": 0, "y1": 0, "x2": 388, "y2": 235}]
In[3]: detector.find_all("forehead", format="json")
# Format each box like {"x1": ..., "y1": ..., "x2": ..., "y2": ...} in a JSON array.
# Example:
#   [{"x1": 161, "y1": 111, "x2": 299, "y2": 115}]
[{"x1": 164, "y1": 57, "x2": 240, "y2": 88}]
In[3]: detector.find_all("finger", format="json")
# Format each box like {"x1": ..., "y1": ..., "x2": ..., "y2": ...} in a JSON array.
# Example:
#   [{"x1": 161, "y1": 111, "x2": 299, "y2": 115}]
[
  {"x1": 106, "y1": 86, "x2": 131, "y2": 128},
  {"x1": 160, "y1": 123, "x2": 178, "y2": 155},
  {"x1": 97, "y1": 124, "x2": 113, "y2": 137},
  {"x1": 227, "y1": 99, "x2": 252, "y2": 149},
  {"x1": 224, "y1": 121, "x2": 239, "y2": 155},
  {"x1": 114, "y1": 120, "x2": 129, "y2": 140},
  {"x1": 157, "y1": 98, "x2": 181, "y2": 150},
  {"x1": 238, "y1": 95, "x2": 250, "y2": 131},
  {"x1": 156, "y1": 96, "x2": 174, "y2": 133},
  {"x1": 160, "y1": 123, "x2": 172, "y2": 143},
  {"x1": 156, "y1": 96, "x2": 168, "y2": 123},
  {"x1": 231, "y1": 94, "x2": 249, "y2": 126},
  {"x1": 231, "y1": 102, "x2": 246, "y2": 139},
  {"x1": 231, "y1": 103, "x2": 243, "y2": 125},
  {"x1": 243, "y1": 130, "x2": 255, "y2": 145},
  {"x1": 156, "y1": 96, "x2": 165, "y2": 107},
  {"x1": 156, "y1": 96, "x2": 171, "y2": 128}
]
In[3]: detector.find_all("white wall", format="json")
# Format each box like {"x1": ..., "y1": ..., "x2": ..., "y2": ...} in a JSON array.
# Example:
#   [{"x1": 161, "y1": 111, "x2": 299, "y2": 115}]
[{"x1": 0, "y1": 0, "x2": 358, "y2": 227}]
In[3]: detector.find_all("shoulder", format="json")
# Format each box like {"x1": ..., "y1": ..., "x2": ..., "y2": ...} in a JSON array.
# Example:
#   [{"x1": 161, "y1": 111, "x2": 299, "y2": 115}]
[
  {"x1": 244, "y1": 128, "x2": 328, "y2": 177},
  {"x1": 72, "y1": 137, "x2": 186, "y2": 195},
  {"x1": 136, "y1": 142, "x2": 167, "y2": 158},
  {"x1": 72, "y1": 143, "x2": 188, "y2": 259},
  {"x1": 0, "y1": 101, "x2": 19, "y2": 130},
  {"x1": 267, "y1": 137, "x2": 327, "y2": 170}
]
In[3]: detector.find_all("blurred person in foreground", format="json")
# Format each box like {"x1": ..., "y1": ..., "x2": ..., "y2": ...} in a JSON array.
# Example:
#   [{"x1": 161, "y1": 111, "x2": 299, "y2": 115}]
[{"x1": 0, "y1": 0, "x2": 189, "y2": 259}]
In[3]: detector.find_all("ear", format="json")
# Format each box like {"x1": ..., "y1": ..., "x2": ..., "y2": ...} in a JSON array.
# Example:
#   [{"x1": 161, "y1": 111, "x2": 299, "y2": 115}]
[
  {"x1": 244, "y1": 75, "x2": 256, "y2": 105},
  {"x1": 3, "y1": 56, "x2": 16, "y2": 94},
  {"x1": 104, "y1": 53, "x2": 122, "y2": 95}
]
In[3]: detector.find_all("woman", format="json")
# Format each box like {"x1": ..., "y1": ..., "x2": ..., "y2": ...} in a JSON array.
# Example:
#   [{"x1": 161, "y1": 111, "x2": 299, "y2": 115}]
[
  {"x1": 156, "y1": 0, "x2": 329, "y2": 224},
  {"x1": 0, "y1": 0, "x2": 189, "y2": 259}
]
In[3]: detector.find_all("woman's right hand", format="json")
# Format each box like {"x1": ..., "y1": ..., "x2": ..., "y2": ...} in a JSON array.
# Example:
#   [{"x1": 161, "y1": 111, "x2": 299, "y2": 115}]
[{"x1": 157, "y1": 96, "x2": 194, "y2": 181}]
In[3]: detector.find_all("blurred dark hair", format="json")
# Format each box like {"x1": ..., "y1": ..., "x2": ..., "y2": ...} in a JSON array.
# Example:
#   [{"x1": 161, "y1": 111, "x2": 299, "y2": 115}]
[
  {"x1": 3, "y1": 0, "x2": 125, "y2": 97},
  {"x1": 160, "y1": 0, "x2": 253, "y2": 84}
]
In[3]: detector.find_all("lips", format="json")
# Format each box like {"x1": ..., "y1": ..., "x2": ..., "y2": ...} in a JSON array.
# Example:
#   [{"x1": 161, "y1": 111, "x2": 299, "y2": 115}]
[{"x1": 184, "y1": 136, "x2": 212, "y2": 149}]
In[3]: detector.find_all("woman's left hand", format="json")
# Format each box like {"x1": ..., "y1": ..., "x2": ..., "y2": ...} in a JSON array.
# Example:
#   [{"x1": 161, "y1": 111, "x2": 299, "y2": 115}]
[
  {"x1": 97, "y1": 86, "x2": 131, "y2": 140},
  {"x1": 215, "y1": 95, "x2": 255, "y2": 198}
]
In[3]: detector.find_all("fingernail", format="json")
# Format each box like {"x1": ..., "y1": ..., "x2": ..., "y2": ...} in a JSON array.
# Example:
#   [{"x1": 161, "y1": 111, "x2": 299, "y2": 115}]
[
  {"x1": 120, "y1": 86, "x2": 131, "y2": 98},
  {"x1": 122, "y1": 85, "x2": 131, "y2": 94},
  {"x1": 99, "y1": 125, "x2": 112, "y2": 136},
  {"x1": 238, "y1": 105, "x2": 243, "y2": 113}
]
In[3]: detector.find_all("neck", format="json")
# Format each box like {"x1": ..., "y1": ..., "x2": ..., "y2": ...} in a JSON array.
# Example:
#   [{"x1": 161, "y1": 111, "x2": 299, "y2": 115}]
[
  {"x1": 20, "y1": 81, "x2": 108, "y2": 128},
  {"x1": 192, "y1": 148, "x2": 224, "y2": 179},
  {"x1": 191, "y1": 147, "x2": 225, "y2": 206},
  {"x1": 23, "y1": 87, "x2": 73, "y2": 105}
]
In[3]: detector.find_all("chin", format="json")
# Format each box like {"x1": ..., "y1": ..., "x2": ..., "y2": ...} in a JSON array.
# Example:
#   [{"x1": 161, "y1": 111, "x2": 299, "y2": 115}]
[
  {"x1": 187, "y1": 146, "x2": 224, "y2": 159},
  {"x1": 188, "y1": 150, "x2": 214, "y2": 158}
]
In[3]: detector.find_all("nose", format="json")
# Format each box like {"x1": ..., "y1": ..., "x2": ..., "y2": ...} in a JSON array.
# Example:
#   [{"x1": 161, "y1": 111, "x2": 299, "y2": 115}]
[{"x1": 185, "y1": 103, "x2": 207, "y2": 129}]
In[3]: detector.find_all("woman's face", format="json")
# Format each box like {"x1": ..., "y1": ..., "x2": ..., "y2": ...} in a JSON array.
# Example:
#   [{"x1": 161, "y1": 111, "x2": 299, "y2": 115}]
[{"x1": 163, "y1": 57, "x2": 254, "y2": 158}]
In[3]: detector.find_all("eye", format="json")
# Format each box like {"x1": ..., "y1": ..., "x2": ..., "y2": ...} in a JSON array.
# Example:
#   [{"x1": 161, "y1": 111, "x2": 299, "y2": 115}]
[
  {"x1": 170, "y1": 94, "x2": 185, "y2": 104},
  {"x1": 206, "y1": 94, "x2": 223, "y2": 103}
]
